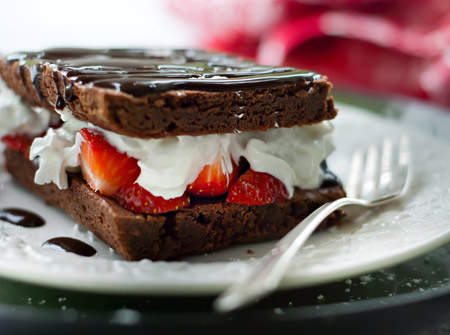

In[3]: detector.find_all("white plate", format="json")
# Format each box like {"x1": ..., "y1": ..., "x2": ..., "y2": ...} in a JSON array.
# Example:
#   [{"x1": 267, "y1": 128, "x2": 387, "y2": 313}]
[{"x1": 1, "y1": 103, "x2": 450, "y2": 295}]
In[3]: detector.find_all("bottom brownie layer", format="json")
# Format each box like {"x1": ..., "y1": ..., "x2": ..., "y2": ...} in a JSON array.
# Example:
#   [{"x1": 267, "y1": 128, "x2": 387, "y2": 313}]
[{"x1": 4, "y1": 148, "x2": 346, "y2": 261}]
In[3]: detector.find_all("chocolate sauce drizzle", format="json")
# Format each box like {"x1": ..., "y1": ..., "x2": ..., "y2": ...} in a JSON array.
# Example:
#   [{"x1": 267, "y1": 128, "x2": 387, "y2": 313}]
[
  {"x1": 7, "y1": 48, "x2": 322, "y2": 110},
  {"x1": 43, "y1": 237, "x2": 97, "y2": 257},
  {"x1": 320, "y1": 160, "x2": 342, "y2": 187},
  {"x1": 0, "y1": 208, "x2": 45, "y2": 228}
]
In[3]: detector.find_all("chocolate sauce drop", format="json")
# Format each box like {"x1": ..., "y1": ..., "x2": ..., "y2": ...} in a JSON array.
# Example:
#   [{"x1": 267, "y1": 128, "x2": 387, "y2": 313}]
[
  {"x1": 0, "y1": 208, "x2": 45, "y2": 228},
  {"x1": 320, "y1": 160, "x2": 342, "y2": 187},
  {"x1": 43, "y1": 237, "x2": 97, "y2": 257}
]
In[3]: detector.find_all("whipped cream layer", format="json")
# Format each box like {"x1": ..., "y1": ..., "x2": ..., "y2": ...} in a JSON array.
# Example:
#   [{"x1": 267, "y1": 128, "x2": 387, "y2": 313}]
[
  {"x1": 0, "y1": 78, "x2": 51, "y2": 137},
  {"x1": 29, "y1": 118, "x2": 85, "y2": 189},
  {"x1": 0, "y1": 77, "x2": 335, "y2": 199},
  {"x1": 29, "y1": 116, "x2": 334, "y2": 199}
]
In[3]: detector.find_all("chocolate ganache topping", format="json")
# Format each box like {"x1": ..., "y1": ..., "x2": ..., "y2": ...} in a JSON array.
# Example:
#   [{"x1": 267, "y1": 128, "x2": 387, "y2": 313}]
[{"x1": 7, "y1": 48, "x2": 321, "y2": 104}]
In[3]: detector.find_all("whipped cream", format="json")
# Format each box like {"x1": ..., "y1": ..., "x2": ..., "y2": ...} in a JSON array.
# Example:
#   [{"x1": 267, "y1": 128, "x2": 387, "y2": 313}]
[
  {"x1": 29, "y1": 119, "x2": 85, "y2": 189},
  {"x1": 0, "y1": 78, "x2": 51, "y2": 137},
  {"x1": 101, "y1": 123, "x2": 334, "y2": 198},
  {"x1": 231, "y1": 124, "x2": 334, "y2": 194},
  {"x1": 30, "y1": 114, "x2": 334, "y2": 198},
  {"x1": 101, "y1": 130, "x2": 235, "y2": 199}
]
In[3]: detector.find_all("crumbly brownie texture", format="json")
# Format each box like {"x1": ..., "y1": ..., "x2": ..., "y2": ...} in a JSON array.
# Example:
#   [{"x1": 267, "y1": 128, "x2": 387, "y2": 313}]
[
  {"x1": 5, "y1": 148, "x2": 345, "y2": 261},
  {"x1": 0, "y1": 48, "x2": 337, "y2": 139}
]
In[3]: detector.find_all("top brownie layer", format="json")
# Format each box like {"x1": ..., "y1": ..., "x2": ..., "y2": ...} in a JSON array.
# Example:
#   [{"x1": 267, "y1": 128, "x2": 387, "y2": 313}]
[{"x1": 0, "y1": 48, "x2": 337, "y2": 138}]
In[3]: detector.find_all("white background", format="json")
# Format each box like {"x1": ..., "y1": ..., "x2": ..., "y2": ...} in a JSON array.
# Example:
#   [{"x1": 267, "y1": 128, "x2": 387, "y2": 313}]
[{"x1": 0, "y1": 0, "x2": 195, "y2": 54}]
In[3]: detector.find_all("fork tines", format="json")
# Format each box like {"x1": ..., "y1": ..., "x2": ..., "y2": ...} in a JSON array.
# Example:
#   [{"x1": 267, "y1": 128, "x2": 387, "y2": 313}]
[{"x1": 346, "y1": 135, "x2": 410, "y2": 200}]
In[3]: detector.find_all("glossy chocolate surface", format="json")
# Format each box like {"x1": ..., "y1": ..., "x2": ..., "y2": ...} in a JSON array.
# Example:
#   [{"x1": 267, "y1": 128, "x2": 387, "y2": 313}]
[
  {"x1": 42, "y1": 237, "x2": 97, "y2": 257},
  {"x1": 320, "y1": 160, "x2": 342, "y2": 187},
  {"x1": 7, "y1": 48, "x2": 321, "y2": 102},
  {"x1": 0, "y1": 208, "x2": 45, "y2": 228}
]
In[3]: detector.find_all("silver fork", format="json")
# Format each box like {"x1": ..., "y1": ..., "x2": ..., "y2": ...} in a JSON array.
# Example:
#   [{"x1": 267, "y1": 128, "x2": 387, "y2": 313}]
[{"x1": 214, "y1": 135, "x2": 412, "y2": 313}]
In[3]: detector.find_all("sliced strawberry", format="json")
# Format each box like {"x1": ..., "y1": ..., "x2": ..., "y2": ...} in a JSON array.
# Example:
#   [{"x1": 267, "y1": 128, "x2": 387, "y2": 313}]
[
  {"x1": 79, "y1": 128, "x2": 140, "y2": 197},
  {"x1": 116, "y1": 183, "x2": 190, "y2": 214},
  {"x1": 1, "y1": 134, "x2": 32, "y2": 151},
  {"x1": 226, "y1": 169, "x2": 289, "y2": 205},
  {"x1": 187, "y1": 154, "x2": 239, "y2": 197}
]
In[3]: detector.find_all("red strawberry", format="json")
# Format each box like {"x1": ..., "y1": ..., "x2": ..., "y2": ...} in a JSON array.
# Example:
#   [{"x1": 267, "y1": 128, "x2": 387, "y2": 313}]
[
  {"x1": 226, "y1": 169, "x2": 289, "y2": 205},
  {"x1": 1, "y1": 135, "x2": 31, "y2": 151},
  {"x1": 187, "y1": 154, "x2": 239, "y2": 197},
  {"x1": 116, "y1": 183, "x2": 190, "y2": 214},
  {"x1": 79, "y1": 128, "x2": 140, "y2": 197}
]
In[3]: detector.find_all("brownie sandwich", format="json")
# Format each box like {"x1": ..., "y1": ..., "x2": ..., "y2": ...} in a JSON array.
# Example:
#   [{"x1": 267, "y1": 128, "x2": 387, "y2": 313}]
[{"x1": 0, "y1": 48, "x2": 345, "y2": 261}]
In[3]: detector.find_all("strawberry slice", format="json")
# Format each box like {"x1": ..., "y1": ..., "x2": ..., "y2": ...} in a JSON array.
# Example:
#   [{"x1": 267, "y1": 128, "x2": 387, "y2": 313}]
[
  {"x1": 187, "y1": 154, "x2": 239, "y2": 197},
  {"x1": 79, "y1": 128, "x2": 140, "y2": 197},
  {"x1": 226, "y1": 169, "x2": 289, "y2": 205},
  {"x1": 1, "y1": 135, "x2": 32, "y2": 151},
  {"x1": 116, "y1": 183, "x2": 190, "y2": 214}
]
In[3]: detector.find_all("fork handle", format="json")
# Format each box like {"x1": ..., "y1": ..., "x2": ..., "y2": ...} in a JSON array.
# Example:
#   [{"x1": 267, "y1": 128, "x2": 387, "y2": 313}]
[{"x1": 214, "y1": 197, "x2": 361, "y2": 313}]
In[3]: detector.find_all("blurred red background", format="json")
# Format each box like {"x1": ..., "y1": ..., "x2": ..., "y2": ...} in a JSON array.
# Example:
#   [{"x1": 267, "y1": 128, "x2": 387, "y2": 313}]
[{"x1": 171, "y1": 0, "x2": 450, "y2": 107}]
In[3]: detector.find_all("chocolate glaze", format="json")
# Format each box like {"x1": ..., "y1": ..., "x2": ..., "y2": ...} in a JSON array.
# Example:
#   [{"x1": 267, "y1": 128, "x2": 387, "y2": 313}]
[
  {"x1": 0, "y1": 208, "x2": 45, "y2": 228},
  {"x1": 320, "y1": 160, "x2": 342, "y2": 187},
  {"x1": 43, "y1": 237, "x2": 97, "y2": 257},
  {"x1": 7, "y1": 48, "x2": 322, "y2": 110}
]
